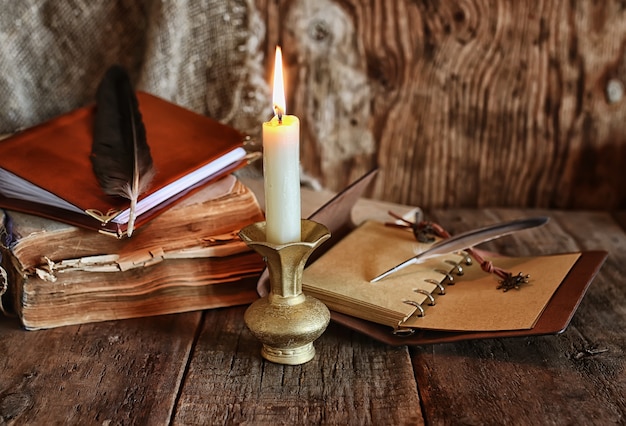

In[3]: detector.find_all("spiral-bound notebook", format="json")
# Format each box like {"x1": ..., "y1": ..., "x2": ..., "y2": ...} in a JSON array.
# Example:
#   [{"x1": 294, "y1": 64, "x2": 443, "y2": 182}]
[
  {"x1": 303, "y1": 221, "x2": 581, "y2": 333},
  {"x1": 278, "y1": 169, "x2": 607, "y2": 346}
]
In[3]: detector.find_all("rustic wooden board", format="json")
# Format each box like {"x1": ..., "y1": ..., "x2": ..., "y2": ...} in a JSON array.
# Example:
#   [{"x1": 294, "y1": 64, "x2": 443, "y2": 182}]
[
  {"x1": 1, "y1": 204, "x2": 624, "y2": 424},
  {"x1": 173, "y1": 306, "x2": 424, "y2": 425},
  {"x1": 412, "y1": 209, "x2": 626, "y2": 424},
  {"x1": 0, "y1": 313, "x2": 201, "y2": 424},
  {"x1": 257, "y1": 0, "x2": 626, "y2": 210}
]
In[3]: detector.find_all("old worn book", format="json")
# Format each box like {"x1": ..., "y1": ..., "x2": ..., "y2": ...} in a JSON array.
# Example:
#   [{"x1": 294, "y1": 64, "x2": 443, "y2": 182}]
[
  {"x1": 0, "y1": 175, "x2": 265, "y2": 330},
  {"x1": 0, "y1": 91, "x2": 249, "y2": 238}
]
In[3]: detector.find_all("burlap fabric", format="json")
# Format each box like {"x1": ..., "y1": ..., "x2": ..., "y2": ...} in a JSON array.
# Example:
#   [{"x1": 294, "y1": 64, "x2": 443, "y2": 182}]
[{"x1": 0, "y1": 0, "x2": 269, "y2": 140}]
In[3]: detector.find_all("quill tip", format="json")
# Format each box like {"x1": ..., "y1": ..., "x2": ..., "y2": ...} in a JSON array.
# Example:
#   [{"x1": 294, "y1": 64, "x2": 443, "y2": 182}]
[
  {"x1": 126, "y1": 212, "x2": 136, "y2": 238},
  {"x1": 370, "y1": 258, "x2": 415, "y2": 282},
  {"x1": 369, "y1": 274, "x2": 386, "y2": 283}
]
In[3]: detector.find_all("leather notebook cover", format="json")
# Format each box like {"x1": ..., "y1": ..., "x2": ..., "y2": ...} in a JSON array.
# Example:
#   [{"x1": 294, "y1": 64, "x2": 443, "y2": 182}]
[
  {"x1": 256, "y1": 169, "x2": 608, "y2": 346},
  {"x1": 0, "y1": 92, "x2": 248, "y2": 237}
]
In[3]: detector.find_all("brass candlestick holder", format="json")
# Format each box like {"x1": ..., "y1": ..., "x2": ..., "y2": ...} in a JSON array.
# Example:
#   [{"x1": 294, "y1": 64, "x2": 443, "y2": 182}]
[{"x1": 239, "y1": 219, "x2": 331, "y2": 365}]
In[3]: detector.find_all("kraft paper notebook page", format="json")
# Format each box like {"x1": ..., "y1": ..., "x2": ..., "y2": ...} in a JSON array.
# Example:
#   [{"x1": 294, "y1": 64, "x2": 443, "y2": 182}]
[
  {"x1": 302, "y1": 221, "x2": 581, "y2": 333},
  {"x1": 0, "y1": 91, "x2": 248, "y2": 237},
  {"x1": 330, "y1": 250, "x2": 606, "y2": 346}
]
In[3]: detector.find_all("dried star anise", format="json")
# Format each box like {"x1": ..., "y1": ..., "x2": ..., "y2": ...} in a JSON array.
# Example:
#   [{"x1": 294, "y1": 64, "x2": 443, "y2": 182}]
[{"x1": 496, "y1": 272, "x2": 530, "y2": 292}]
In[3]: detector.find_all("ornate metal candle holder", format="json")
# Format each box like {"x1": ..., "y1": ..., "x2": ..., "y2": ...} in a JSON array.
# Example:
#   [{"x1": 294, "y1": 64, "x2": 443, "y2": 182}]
[{"x1": 239, "y1": 219, "x2": 331, "y2": 365}]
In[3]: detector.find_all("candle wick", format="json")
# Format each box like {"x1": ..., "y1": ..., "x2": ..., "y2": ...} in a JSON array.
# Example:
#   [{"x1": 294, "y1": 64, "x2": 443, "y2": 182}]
[{"x1": 274, "y1": 105, "x2": 283, "y2": 124}]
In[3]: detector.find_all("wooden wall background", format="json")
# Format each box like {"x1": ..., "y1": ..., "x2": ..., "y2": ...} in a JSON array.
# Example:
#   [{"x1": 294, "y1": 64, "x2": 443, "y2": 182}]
[{"x1": 254, "y1": 0, "x2": 626, "y2": 210}]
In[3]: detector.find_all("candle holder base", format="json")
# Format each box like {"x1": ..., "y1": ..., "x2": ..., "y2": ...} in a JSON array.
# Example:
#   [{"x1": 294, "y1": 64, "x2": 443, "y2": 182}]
[
  {"x1": 262, "y1": 343, "x2": 314, "y2": 365},
  {"x1": 239, "y1": 220, "x2": 331, "y2": 365},
  {"x1": 243, "y1": 291, "x2": 331, "y2": 365}
]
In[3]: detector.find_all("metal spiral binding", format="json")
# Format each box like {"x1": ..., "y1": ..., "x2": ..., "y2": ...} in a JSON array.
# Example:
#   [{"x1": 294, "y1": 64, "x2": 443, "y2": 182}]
[
  {"x1": 392, "y1": 327, "x2": 416, "y2": 336},
  {"x1": 414, "y1": 288, "x2": 436, "y2": 305},
  {"x1": 424, "y1": 278, "x2": 446, "y2": 295},
  {"x1": 403, "y1": 300, "x2": 425, "y2": 317},
  {"x1": 434, "y1": 269, "x2": 455, "y2": 284},
  {"x1": 395, "y1": 254, "x2": 469, "y2": 336},
  {"x1": 402, "y1": 263, "x2": 461, "y2": 321},
  {"x1": 445, "y1": 259, "x2": 464, "y2": 275}
]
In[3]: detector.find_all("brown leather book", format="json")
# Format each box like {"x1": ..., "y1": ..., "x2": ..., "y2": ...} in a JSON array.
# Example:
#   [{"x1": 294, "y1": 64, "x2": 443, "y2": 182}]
[{"x1": 0, "y1": 92, "x2": 250, "y2": 238}]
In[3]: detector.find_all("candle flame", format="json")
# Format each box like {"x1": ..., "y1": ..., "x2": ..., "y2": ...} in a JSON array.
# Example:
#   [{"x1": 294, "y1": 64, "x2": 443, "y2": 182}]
[{"x1": 272, "y1": 46, "x2": 286, "y2": 121}]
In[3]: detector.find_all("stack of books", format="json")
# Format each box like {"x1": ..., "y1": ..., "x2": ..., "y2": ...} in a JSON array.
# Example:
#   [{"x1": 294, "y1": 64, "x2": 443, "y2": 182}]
[{"x1": 0, "y1": 90, "x2": 265, "y2": 330}]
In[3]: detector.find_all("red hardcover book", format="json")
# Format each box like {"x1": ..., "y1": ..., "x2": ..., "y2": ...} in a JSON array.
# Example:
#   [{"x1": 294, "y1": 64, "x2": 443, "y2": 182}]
[{"x1": 0, "y1": 92, "x2": 249, "y2": 237}]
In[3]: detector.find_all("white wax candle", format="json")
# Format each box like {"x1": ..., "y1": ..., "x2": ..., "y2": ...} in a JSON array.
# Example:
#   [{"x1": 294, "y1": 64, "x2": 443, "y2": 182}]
[{"x1": 263, "y1": 47, "x2": 301, "y2": 244}]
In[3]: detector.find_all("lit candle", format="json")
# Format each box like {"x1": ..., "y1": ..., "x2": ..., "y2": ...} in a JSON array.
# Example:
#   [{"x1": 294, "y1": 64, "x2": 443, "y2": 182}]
[{"x1": 263, "y1": 46, "x2": 301, "y2": 244}]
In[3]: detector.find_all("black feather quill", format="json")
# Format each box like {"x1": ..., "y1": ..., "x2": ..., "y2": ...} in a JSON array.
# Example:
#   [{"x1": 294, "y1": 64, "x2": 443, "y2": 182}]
[{"x1": 91, "y1": 65, "x2": 155, "y2": 237}]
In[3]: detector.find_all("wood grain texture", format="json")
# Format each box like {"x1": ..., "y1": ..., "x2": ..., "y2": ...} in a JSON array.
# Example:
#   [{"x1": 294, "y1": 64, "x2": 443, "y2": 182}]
[
  {"x1": 258, "y1": 0, "x2": 626, "y2": 209},
  {"x1": 0, "y1": 313, "x2": 201, "y2": 424},
  {"x1": 173, "y1": 306, "x2": 424, "y2": 425},
  {"x1": 413, "y1": 208, "x2": 626, "y2": 424},
  {"x1": 1, "y1": 189, "x2": 625, "y2": 424}
]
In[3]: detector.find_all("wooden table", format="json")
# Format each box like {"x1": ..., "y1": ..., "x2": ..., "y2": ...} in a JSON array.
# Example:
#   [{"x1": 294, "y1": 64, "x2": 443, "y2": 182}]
[{"x1": 1, "y1": 184, "x2": 625, "y2": 425}]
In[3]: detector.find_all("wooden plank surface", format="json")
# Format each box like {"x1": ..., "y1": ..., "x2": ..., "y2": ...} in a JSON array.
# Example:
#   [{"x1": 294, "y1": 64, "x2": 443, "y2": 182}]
[
  {"x1": 1, "y1": 186, "x2": 624, "y2": 424},
  {"x1": 0, "y1": 312, "x2": 202, "y2": 424},
  {"x1": 256, "y1": 0, "x2": 626, "y2": 210},
  {"x1": 173, "y1": 307, "x2": 423, "y2": 425},
  {"x1": 413, "y1": 208, "x2": 626, "y2": 424}
]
